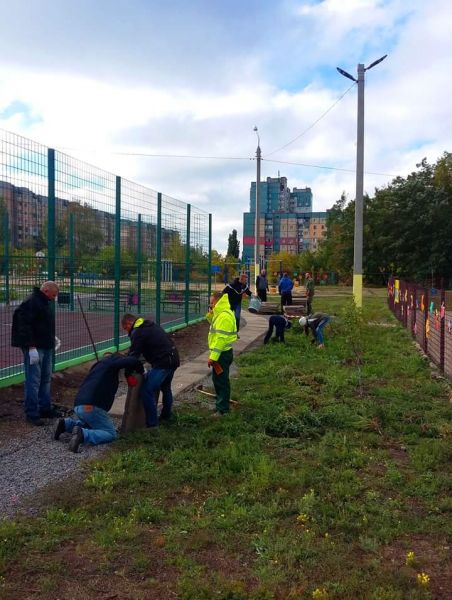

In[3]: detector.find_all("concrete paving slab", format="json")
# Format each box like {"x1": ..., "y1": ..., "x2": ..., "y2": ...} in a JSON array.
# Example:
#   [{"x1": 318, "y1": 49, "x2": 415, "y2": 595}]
[{"x1": 110, "y1": 311, "x2": 268, "y2": 416}]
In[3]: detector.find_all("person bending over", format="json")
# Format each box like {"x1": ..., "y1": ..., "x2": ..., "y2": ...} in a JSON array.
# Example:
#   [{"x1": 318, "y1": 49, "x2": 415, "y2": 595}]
[
  {"x1": 54, "y1": 352, "x2": 143, "y2": 452},
  {"x1": 299, "y1": 313, "x2": 331, "y2": 348},
  {"x1": 264, "y1": 315, "x2": 292, "y2": 344},
  {"x1": 122, "y1": 313, "x2": 180, "y2": 428}
]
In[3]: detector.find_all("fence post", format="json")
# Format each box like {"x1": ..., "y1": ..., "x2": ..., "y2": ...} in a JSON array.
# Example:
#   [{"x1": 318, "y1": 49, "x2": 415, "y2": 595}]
[
  {"x1": 440, "y1": 287, "x2": 445, "y2": 372},
  {"x1": 47, "y1": 148, "x2": 56, "y2": 370},
  {"x1": 424, "y1": 287, "x2": 429, "y2": 354},
  {"x1": 114, "y1": 176, "x2": 121, "y2": 349},
  {"x1": 403, "y1": 282, "x2": 408, "y2": 328},
  {"x1": 47, "y1": 149, "x2": 56, "y2": 282},
  {"x1": 413, "y1": 285, "x2": 417, "y2": 338},
  {"x1": 185, "y1": 204, "x2": 191, "y2": 324},
  {"x1": 156, "y1": 192, "x2": 162, "y2": 326},
  {"x1": 137, "y1": 214, "x2": 142, "y2": 313},
  {"x1": 4, "y1": 211, "x2": 10, "y2": 304},
  {"x1": 69, "y1": 213, "x2": 75, "y2": 311},
  {"x1": 208, "y1": 213, "x2": 212, "y2": 299}
]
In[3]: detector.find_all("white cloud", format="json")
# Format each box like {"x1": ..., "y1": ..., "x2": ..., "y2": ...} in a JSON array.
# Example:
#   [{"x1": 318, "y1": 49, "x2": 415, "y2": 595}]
[{"x1": 1, "y1": 0, "x2": 451, "y2": 253}]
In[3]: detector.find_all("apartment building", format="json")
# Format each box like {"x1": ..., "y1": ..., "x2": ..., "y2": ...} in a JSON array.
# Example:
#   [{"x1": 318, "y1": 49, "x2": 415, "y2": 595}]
[{"x1": 242, "y1": 176, "x2": 327, "y2": 262}]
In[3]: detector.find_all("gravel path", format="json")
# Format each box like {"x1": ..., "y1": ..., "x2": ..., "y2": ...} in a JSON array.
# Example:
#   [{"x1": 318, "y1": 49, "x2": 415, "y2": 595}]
[{"x1": 0, "y1": 418, "x2": 120, "y2": 520}]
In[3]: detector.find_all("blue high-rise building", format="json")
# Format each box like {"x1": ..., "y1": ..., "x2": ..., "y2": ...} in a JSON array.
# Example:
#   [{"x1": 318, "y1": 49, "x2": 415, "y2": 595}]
[{"x1": 243, "y1": 176, "x2": 326, "y2": 263}]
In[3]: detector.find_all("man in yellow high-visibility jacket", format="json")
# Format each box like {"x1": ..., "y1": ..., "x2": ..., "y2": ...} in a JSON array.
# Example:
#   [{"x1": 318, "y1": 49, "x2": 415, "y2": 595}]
[{"x1": 206, "y1": 291, "x2": 238, "y2": 416}]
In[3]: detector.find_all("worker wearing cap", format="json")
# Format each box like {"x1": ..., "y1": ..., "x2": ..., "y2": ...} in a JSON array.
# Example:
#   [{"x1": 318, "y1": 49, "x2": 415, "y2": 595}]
[
  {"x1": 207, "y1": 291, "x2": 238, "y2": 416},
  {"x1": 299, "y1": 313, "x2": 331, "y2": 348},
  {"x1": 121, "y1": 313, "x2": 180, "y2": 428}
]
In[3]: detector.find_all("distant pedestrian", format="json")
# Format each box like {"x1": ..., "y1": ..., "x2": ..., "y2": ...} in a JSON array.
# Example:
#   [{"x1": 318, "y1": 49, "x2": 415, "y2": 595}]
[
  {"x1": 305, "y1": 272, "x2": 315, "y2": 314},
  {"x1": 122, "y1": 314, "x2": 180, "y2": 427},
  {"x1": 299, "y1": 313, "x2": 331, "y2": 348},
  {"x1": 11, "y1": 281, "x2": 59, "y2": 426},
  {"x1": 264, "y1": 315, "x2": 292, "y2": 344},
  {"x1": 54, "y1": 352, "x2": 144, "y2": 452},
  {"x1": 206, "y1": 291, "x2": 238, "y2": 416},
  {"x1": 223, "y1": 273, "x2": 251, "y2": 331},
  {"x1": 278, "y1": 272, "x2": 294, "y2": 309},
  {"x1": 256, "y1": 269, "x2": 269, "y2": 302}
]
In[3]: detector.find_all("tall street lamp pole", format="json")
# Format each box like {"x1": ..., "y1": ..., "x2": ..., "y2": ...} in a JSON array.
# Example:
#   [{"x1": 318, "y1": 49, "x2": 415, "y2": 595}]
[
  {"x1": 337, "y1": 54, "x2": 387, "y2": 307},
  {"x1": 254, "y1": 126, "x2": 261, "y2": 293}
]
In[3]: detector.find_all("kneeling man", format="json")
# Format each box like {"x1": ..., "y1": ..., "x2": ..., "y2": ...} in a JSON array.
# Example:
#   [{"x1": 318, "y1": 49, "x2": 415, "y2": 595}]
[{"x1": 54, "y1": 352, "x2": 143, "y2": 452}]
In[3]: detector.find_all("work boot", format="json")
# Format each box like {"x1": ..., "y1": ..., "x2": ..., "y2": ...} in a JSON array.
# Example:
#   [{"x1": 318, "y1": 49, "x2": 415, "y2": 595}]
[
  {"x1": 69, "y1": 426, "x2": 84, "y2": 453},
  {"x1": 40, "y1": 405, "x2": 64, "y2": 419},
  {"x1": 54, "y1": 418, "x2": 66, "y2": 441},
  {"x1": 26, "y1": 416, "x2": 45, "y2": 426}
]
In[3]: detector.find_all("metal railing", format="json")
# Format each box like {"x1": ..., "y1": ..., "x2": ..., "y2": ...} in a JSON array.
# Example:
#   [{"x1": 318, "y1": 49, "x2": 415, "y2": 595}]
[{"x1": 0, "y1": 129, "x2": 212, "y2": 386}]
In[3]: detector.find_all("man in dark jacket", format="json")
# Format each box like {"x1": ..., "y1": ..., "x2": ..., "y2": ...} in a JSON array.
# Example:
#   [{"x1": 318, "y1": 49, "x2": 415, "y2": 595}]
[
  {"x1": 11, "y1": 281, "x2": 59, "y2": 425},
  {"x1": 54, "y1": 352, "x2": 144, "y2": 452},
  {"x1": 121, "y1": 314, "x2": 180, "y2": 427},
  {"x1": 264, "y1": 315, "x2": 292, "y2": 344},
  {"x1": 256, "y1": 269, "x2": 269, "y2": 302},
  {"x1": 222, "y1": 273, "x2": 252, "y2": 331}
]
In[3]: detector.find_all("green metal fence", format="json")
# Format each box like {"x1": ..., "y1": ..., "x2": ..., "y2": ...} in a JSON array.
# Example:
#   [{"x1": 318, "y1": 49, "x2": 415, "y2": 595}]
[{"x1": 0, "y1": 129, "x2": 212, "y2": 387}]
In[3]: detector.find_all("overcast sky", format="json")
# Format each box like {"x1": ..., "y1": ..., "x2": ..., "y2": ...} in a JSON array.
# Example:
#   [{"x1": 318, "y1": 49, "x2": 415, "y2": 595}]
[{"x1": 1, "y1": 0, "x2": 451, "y2": 253}]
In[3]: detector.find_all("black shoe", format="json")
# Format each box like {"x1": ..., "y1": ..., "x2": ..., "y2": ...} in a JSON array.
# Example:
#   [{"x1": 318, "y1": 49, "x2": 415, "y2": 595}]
[
  {"x1": 54, "y1": 418, "x2": 66, "y2": 441},
  {"x1": 159, "y1": 413, "x2": 173, "y2": 424},
  {"x1": 40, "y1": 406, "x2": 64, "y2": 419},
  {"x1": 26, "y1": 416, "x2": 45, "y2": 426},
  {"x1": 68, "y1": 426, "x2": 84, "y2": 453}
]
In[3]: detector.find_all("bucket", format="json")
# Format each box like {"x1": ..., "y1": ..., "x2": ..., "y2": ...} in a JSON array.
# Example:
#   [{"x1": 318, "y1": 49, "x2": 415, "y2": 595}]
[{"x1": 248, "y1": 295, "x2": 262, "y2": 314}]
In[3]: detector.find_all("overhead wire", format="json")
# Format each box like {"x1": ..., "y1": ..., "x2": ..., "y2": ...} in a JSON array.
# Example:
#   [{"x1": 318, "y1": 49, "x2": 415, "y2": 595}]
[
  {"x1": 264, "y1": 83, "x2": 356, "y2": 158},
  {"x1": 262, "y1": 158, "x2": 396, "y2": 178},
  {"x1": 56, "y1": 81, "x2": 394, "y2": 179}
]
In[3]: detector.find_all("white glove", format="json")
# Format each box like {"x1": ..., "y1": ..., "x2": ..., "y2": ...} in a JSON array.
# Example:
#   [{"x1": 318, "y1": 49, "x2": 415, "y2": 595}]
[
  {"x1": 55, "y1": 337, "x2": 61, "y2": 351},
  {"x1": 29, "y1": 348, "x2": 40, "y2": 365}
]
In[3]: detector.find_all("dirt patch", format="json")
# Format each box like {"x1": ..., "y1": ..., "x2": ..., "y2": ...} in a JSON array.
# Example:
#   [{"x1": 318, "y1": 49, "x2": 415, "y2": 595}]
[
  {"x1": 379, "y1": 535, "x2": 452, "y2": 599},
  {"x1": 0, "y1": 320, "x2": 210, "y2": 440}
]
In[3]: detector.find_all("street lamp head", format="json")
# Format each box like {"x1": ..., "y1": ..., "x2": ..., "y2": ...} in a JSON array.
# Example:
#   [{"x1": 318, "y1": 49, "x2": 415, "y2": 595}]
[
  {"x1": 336, "y1": 67, "x2": 357, "y2": 83},
  {"x1": 253, "y1": 125, "x2": 260, "y2": 148},
  {"x1": 366, "y1": 54, "x2": 388, "y2": 71}
]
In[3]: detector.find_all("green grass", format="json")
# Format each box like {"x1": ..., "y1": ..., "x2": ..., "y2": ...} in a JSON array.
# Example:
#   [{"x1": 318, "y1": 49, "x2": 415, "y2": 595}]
[{"x1": 1, "y1": 293, "x2": 451, "y2": 599}]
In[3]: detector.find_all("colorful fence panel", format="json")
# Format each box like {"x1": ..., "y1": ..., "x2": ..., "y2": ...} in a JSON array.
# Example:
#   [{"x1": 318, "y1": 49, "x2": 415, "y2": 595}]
[{"x1": 388, "y1": 278, "x2": 452, "y2": 377}]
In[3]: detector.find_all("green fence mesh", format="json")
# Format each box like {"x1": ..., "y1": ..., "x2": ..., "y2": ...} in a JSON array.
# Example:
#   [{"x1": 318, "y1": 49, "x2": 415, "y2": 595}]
[{"x1": 0, "y1": 129, "x2": 211, "y2": 386}]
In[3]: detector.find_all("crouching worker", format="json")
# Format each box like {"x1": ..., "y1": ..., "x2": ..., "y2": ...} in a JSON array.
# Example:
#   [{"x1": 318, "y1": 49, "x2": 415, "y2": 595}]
[
  {"x1": 54, "y1": 352, "x2": 144, "y2": 452},
  {"x1": 299, "y1": 313, "x2": 331, "y2": 348},
  {"x1": 207, "y1": 291, "x2": 238, "y2": 416},
  {"x1": 121, "y1": 314, "x2": 180, "y2": 428},
  {"x1": 264, "y1": 314, "x2": 292, "y2": 344}
]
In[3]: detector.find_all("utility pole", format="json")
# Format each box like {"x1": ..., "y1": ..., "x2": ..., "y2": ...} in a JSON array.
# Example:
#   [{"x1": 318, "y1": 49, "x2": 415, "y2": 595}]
[
  {"x1": 354, "y1": 63, "x2": 365, "y2": 308},
  {"x1": 254, "y1": 126, "x2": 261, "y2": 294},
  {"x1": 337, "y1": 54, "x2": 387, "y2": 308}
]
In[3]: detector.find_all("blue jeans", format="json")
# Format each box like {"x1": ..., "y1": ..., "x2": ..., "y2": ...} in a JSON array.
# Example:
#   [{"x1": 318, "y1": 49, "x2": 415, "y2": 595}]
[
  {"x1": 22, "y1": 348, "x2": 52, "y2": 419},
  {"x1": 315, "y1": 317, "x2": 331, "y2": 345},
  {"x1": 141, "y1": 368, "x2": 175, "y2": 427},
  {"x1": 233, "y1": 304, "x2": 242, "y2": 331},
  {"x1": 64, "y1": 405, "x2": 117, "y2": 445}
]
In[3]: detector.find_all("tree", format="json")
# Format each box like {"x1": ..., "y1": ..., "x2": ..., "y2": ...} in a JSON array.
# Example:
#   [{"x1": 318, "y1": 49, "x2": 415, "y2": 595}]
[
  {"x1": 227, "y1": 229, "x2": 240, "y2": 259},
  {"x1": 319, "y1": 154, "x2": 452, "y2": 284}
]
